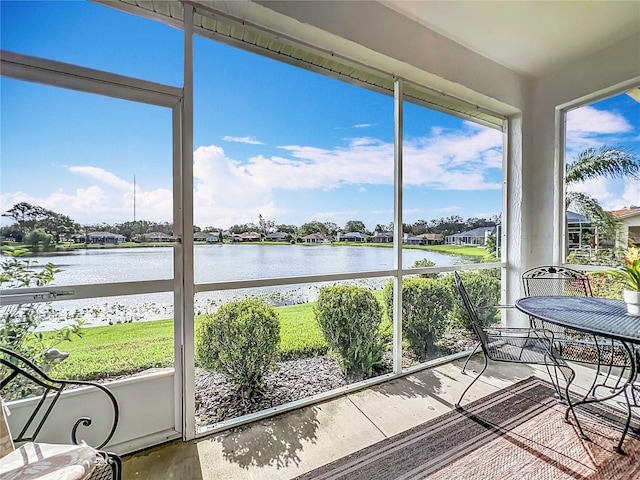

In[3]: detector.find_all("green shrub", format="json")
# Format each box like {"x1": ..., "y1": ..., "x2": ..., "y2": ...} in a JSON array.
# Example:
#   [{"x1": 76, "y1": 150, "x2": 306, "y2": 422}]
[
  {"x1": 25, "y1": 228, "x2": 53, "y2": 248},
  {"x1": 441, "y1": 269, "x2": 501, "y2": 330},
  {"x1": 195, "y1": 298, "x2": 280, "y2": 396},
  {"x1": 411, "y1": 258, "x2": 439, "y2": 278},
  {"x1": 1, "y1": 247, "x2": 83, "y2": 367},
  {"x1": 383, "y1": 277, "x2": 453, "y2": 359},
  {"x1": 314, "y1": 285, "x2": 386, "y2": 377}
]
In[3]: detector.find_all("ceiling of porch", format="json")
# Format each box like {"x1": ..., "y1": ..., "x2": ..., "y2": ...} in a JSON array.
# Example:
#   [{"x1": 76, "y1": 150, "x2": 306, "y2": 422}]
[{"x1": 381, "y1": 0, "x2": 640, "y2": 79}]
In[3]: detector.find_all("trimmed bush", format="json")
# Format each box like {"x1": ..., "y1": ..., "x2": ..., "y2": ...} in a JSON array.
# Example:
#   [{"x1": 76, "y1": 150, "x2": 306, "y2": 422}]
[
  {"x1": 441, "y1": 269, "x2": 501, "y2": 330},
  {"x1": 383, "y1": 277, "x2": 453, "y2": 358},
  {"x1": 411, "y1": 258, "x2": 439, "y2": 278},
  {"x1": 195, "y1": 298, "x2": 280, "y2": 395},
  {"x1": 314, "y1": 285, "x2": 386, "y2": 377}
]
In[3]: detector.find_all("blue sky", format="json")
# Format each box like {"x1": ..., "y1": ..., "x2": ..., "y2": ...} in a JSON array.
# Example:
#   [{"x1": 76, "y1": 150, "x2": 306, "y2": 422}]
[{"x1": 1, "y1": 1, "x2": 638, "y2": 231}]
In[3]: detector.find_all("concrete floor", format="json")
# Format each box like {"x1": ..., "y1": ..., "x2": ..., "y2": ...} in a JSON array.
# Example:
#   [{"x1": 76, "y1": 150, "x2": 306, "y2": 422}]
[{"x1": 121, "y1": 357, "x2": 614, "y2": 480}]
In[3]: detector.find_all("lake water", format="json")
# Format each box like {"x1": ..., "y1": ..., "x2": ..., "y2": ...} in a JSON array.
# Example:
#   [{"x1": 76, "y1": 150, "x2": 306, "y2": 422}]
[
  {"x1": 30, "y1": 244, "x2": 459, "y2": 284},
  {"x1": 23, "y1": 244, "x2": 465, "y2": 327}
]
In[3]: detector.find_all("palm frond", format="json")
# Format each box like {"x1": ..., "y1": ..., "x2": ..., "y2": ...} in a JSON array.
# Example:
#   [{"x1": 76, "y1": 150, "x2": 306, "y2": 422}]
[
  {"x1": 566, "y1": 191, "x2": 620, "y2": 238},
  {"x1": 565, "y1": 146, "x2": 640, "y2": 185}
]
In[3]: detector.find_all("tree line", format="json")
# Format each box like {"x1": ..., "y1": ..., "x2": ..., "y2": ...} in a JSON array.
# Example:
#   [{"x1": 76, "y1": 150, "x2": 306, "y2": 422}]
[{"x1": 0, "y1": 202, "x2": 498, "y2": 245}]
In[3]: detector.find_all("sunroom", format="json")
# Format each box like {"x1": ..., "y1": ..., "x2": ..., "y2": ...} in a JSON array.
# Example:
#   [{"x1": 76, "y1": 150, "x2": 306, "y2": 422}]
[{"x1": 1, "y1": 1, "x2": 639, "y2": 478}]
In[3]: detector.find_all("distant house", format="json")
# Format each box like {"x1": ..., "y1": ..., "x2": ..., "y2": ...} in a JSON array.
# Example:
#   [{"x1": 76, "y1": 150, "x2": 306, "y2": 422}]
[
  {"x1": 611, "y1": 207, "x2": 640, "y2": 248},
  {"x1": 445, "y1": 226, "x2": 496, "y2": 246},
  {"x1": 265, "y1": 231, "x2": 289, "y2": 242},
  {"x1": 403, "y1": 234, "x2": 422, "y2": 245},
  {"x1": 339, "y1": 232, "x2": 367, "y2": 242},
  {"x1": 206, "y1": 232, "x2": 221, "y2": 243},
  {"x1": 420, "y1": 233, "x2": 441, "y2": 245},
  {"x1": 194, "y1": 232, "x2": 209, "y2": 242},
  {"x1": 372, "y1": 232, "x2": 394, "y2": 243},
  {"x1": 302, "y1": 233, "x2": 332, "y2": 243},
  {"x1": 146, "y1": 232, "x2": 174, "y2": 242},
  {"x1": 87, "y1": 232, "x2": 126, "y2": 244},
  {"x1": 232, "y1": 232, "x2": 261, "y2": 242}
]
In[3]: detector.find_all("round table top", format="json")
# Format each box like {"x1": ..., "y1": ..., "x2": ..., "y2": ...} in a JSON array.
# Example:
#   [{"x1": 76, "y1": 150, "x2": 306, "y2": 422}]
[{"x1": 515, "y1": 296, "x2": 640, "y2": 344}]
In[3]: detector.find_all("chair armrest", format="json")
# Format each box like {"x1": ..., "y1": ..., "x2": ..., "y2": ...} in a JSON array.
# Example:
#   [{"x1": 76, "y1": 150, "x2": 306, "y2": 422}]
[{"x1": 477, "y1": 304, "x2": 515, "y2": 310}]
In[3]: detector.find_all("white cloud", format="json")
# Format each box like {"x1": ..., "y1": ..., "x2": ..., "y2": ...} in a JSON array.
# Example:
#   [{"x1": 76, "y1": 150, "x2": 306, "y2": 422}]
[
  {"x1": 353, "y1": 123, "x2": 374, "y2": 128},
  {"x1": 0, "y1": 183, "x2": 173, "y2": 226},
  {"x1": 222, "y1": 136, "x2": 264, "y2": 145},
  {"x1": 68, "y1": 166, "x2": 132, "y2": 190},
  {"x1": 403, "y1": 208, "x2": 422, "y2": 215},
  {"x1": 607, "y1": 178, "x2": 640, "y2": 210},
  {"x1": 193, "y1": 145, "x2": 276, "y2": 228},
  {"x1": 403, "y1": 127, "x2": 503, "y2": 190},
  {"x1": 263, "y1": 127, "x2": 502, "y2": 193},
  {"x1": 370, "y1": 209, "x2": 394, "y2": 216},
  {"x1": 567, "y1": 177, "x2": 613, "y2": 203},
  {"x1": 565, "y1": 176, "x2": 640, "y2": 213},
  {"x1": 566, "y1": 105, "x2": 633, "y2": 153},
  {"x1": 315, "y1": 210, "x2": 359, "y2": 220},
  {"x1": 567, "y1": 106, "x2": 632, "y2": 135},
  {"x1": 430, "y1": 206, "x2": 463, "y2": 215}
]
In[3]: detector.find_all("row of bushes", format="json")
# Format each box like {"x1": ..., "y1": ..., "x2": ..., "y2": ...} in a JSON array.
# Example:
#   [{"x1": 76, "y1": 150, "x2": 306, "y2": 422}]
[{"x1": 195, "y1": 269, "x2": 500, "y2": 396}]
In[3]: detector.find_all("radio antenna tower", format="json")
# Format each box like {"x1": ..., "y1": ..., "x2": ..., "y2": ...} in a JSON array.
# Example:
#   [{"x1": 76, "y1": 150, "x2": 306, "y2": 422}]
[{"x1": 133, "y1": 173, "x2": 136, "y2": 223}]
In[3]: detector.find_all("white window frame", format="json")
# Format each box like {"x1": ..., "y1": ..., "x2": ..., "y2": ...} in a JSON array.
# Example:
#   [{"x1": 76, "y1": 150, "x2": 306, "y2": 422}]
[
  {"x1": 0, "y1": 49, "x2": 188, "y2": 441},
  {"x1": 555, "y1": 79, "x2": 640, "y2": 265}
]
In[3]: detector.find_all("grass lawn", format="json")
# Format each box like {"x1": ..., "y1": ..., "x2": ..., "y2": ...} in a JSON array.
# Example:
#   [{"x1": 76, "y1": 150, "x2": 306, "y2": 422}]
[
  {"x1": 49, "y1": 318, "x2": 176, "y2": 380},
  {"x1": 417, "y1": 244, "x2": 495, "y2": 260},
  {"x1": 331, "y1": 242, "x2": 495, "y2": 260}
]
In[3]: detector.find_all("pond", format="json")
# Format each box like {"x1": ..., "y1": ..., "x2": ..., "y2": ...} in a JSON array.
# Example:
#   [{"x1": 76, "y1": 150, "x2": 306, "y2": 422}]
[{"x1": 29, "y1": 243, "x2": 462, "y2": 284}]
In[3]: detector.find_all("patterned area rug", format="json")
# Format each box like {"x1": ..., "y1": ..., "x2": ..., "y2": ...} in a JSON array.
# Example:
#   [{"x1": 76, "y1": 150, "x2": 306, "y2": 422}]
[{"x1": 294, "y1": 377, "x2": 640, "y2": 479}]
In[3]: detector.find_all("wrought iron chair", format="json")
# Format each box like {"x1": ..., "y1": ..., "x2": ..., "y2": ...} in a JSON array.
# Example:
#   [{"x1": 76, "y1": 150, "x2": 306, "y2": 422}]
[
  {"x1": 454, "y1": 272, "x2": 580, "y2": 430},
  {"x1": 522, "y1": 266, "x2": 630, "y2": 398},
  {"x1": 0, "y1": 347, "x2": 122, "y2": 480}
]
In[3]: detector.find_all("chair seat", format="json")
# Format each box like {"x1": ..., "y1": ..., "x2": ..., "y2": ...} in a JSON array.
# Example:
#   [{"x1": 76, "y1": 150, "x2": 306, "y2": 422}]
[
  {"x1": 0, "y1": 442, "x2": 97, "y2": 480},
  {"x1": 486, "y1": 335, "x2": 567, "y2": 366},
  {"x1": 555, "y1": 338, "x2": 629, "y2": 366}
]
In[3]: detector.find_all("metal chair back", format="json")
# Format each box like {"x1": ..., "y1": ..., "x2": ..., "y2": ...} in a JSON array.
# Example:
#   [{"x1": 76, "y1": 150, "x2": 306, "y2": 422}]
[
  {"x1": 522, "y1": 266, "x2": 592, "y2": 297},
  {"x1": 454, "y1": 271, "x2": 489, "y2": 354}
]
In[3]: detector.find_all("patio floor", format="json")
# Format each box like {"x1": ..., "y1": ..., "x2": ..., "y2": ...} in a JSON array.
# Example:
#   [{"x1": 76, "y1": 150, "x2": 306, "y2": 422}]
[{"x1": 121, "y1": 356, "x2": 631, "y2": 479}]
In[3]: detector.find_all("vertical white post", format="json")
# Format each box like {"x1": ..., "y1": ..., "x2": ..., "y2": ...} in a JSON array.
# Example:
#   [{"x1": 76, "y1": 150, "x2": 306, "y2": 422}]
[
  {"x1": 172, "y1": 103, "x2": 183, "y2": 438},
  {"x1": 393, "y1": 78, "x2": 404, "y2": 374},
  {"x1": 500, "y1": 121, "x2": 509, "y2": 322},
  {"x1": 554, "y1": 106, "x2": 567, "y2": 265},
  {"x1": 180, "y1": 2, "x2": 196, "y2": 441}
]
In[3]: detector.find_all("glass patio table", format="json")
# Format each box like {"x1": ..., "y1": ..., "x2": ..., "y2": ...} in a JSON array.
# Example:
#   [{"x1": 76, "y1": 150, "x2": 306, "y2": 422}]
[{"x1": 515, "y1": 295, "x2": 640, "y2": 453}]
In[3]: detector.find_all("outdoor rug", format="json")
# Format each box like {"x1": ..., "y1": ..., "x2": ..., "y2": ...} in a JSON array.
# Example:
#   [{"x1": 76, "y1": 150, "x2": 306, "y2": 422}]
[{"x1": 294, "y1": 376, "x2": 640, "y2": 480}]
